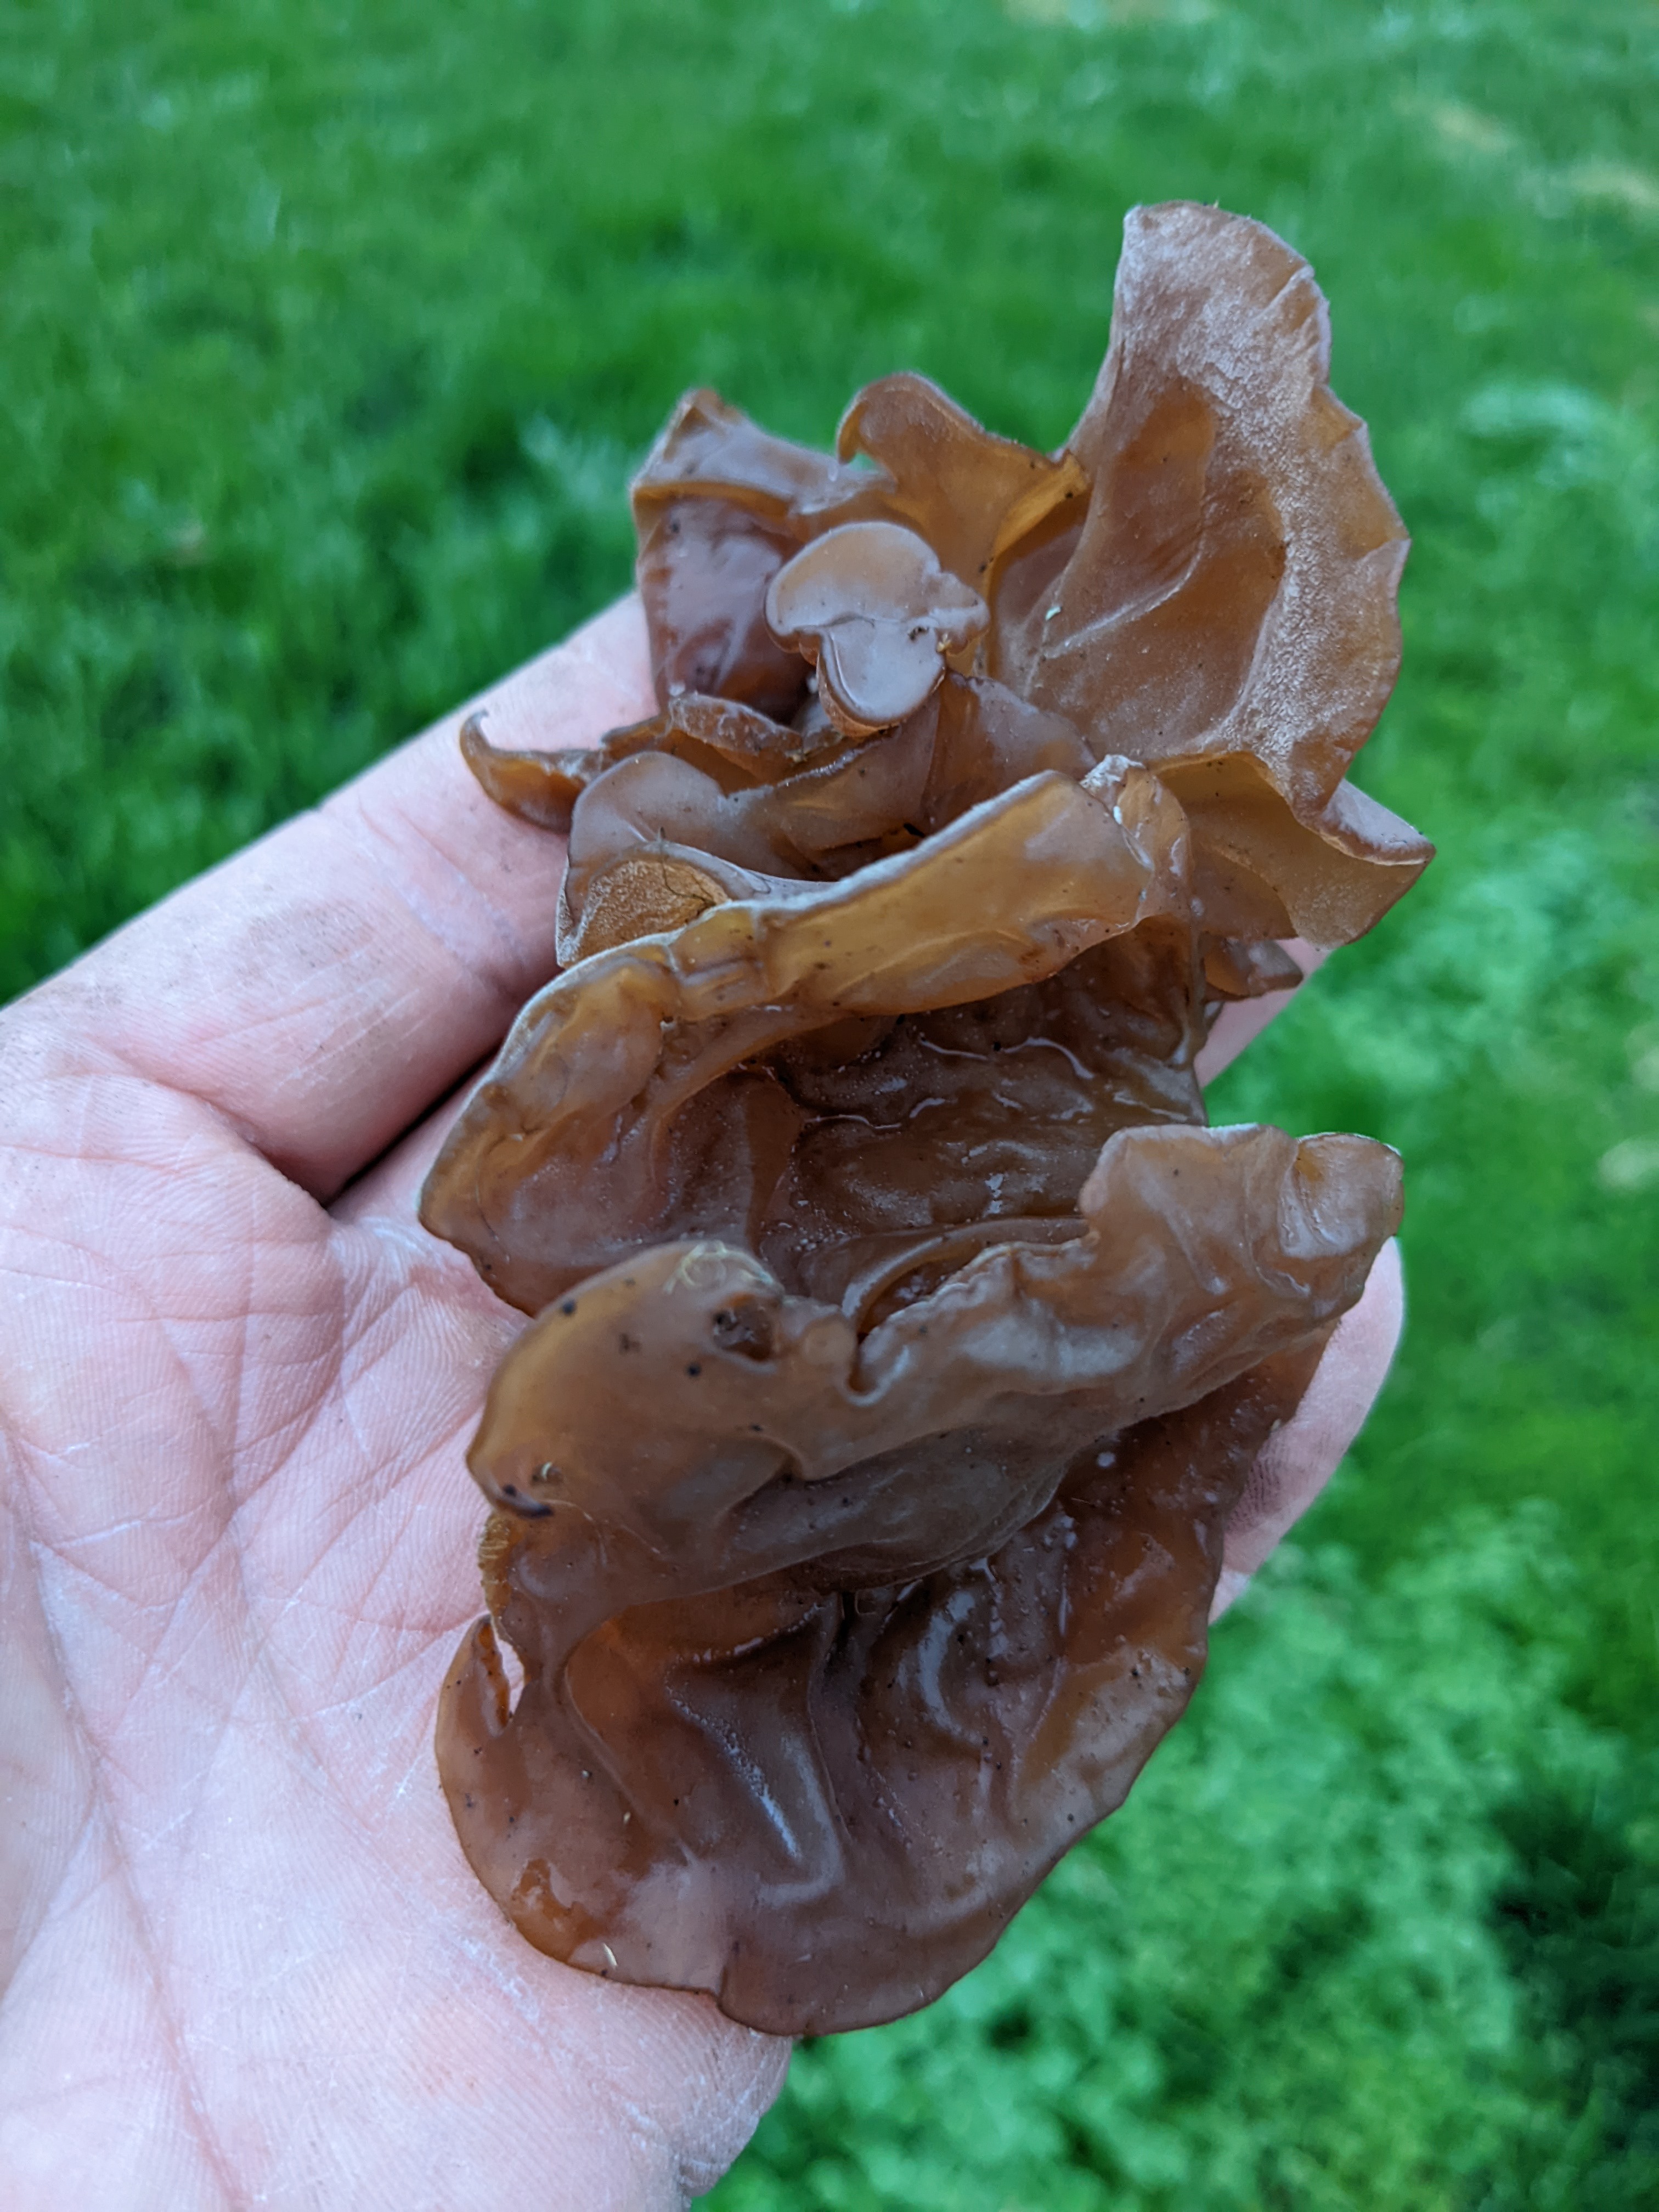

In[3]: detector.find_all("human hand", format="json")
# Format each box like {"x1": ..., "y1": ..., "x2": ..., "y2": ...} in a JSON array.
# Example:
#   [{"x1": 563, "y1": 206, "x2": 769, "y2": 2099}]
[{"x1": 0, "y1": 597, "x2": 1400, "y2": 2208}]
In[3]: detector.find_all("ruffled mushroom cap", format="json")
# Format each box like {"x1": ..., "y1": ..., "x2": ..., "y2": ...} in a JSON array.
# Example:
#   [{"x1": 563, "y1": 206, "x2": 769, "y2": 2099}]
[
  {"x1": 764, "y1": 521, "x2": 990, "y2": 737},
  {"x1": 629, "y1": 380, "x2": 1074, "y2": 730},
  {"x1": 994, "y1": 201, "x2": 1431, "y2": 945},
  {"x1": 443, "y1": 1346, "x2": 1311, "y2": 2034},
  {"x1": 460, "y1": 688, "x2": 854, "y2": 843},
  {"x1": 609, "y1": 207, "x2": 1433, "y2": 949},
  {"x1": 834, "y1": 371, "x2": 1087, "y2": 591},
  {"x1": 554, "y1": 675, "x2": 1097, "y2": 957},
  {"x1": 421, "y1": 757, "x2": 1194, "y2": 1313},
  {"x1": 437, "y1": 1121, "x2": 1400, "y2": 2035},
  {"x1": 630, "y1": 388, "x2": 883, "y2": 716},
  {"x1": 430, "y1": 200, "x2": 1432, "y2": 2035}
]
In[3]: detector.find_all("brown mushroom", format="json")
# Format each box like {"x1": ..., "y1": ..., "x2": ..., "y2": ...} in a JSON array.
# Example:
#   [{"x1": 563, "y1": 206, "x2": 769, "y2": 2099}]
[
  {"x1": 834, "y1": 370, "x2": 1088, "y2": 591},
  {"x1": 549, "y1": 673, "x2": 1099, "y2": 958},
  {"x1": 437, "y1": 1122, "x2": 1398, "y2": 2035},
  {"x1": 421, "y1": 757, "x2": 1194, "y2": 1312},
  {"x1": 421, "y1": 200, "x2": 1432, "y2": 2036},
  {"x1": 764, "y1": 521, "x2": 990, "y2": 736},
  {"x1": 994, "y1": 200, "x2": 1431, "y2": 946},
  {"x1": 630, "y1": 388, "x2": 881, "y2": 717}
]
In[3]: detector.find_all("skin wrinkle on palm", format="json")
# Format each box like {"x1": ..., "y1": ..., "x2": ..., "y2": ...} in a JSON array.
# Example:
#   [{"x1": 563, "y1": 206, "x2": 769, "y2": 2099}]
[{"x1": 0, "y1": 595, "x2": 1398, "y2": 2208}]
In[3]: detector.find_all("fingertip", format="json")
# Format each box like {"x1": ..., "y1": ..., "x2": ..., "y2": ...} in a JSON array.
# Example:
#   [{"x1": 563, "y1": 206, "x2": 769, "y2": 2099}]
[
  {"x1": 1195, "y1": 937, "x2": 1327, "y2": 1087},
  {"x1": 1211, "y1": 1236, "x2": 1405, "y2": 1618}
]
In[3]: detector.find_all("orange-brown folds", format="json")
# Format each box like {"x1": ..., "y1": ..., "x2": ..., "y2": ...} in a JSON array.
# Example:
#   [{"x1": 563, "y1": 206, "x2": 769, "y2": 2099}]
[
  {"x1": 424, "y1": 202, "x2": 1430, "y2": 2035},
  {"x1": 765, "y1": 523, "x2": 989, "y2": 737}
]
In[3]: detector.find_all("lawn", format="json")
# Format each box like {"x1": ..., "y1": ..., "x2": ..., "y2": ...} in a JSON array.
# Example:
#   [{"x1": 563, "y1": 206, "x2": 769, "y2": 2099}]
[{"x1": 3, "y1": 0, "x2": 1657, "y2": 2201}]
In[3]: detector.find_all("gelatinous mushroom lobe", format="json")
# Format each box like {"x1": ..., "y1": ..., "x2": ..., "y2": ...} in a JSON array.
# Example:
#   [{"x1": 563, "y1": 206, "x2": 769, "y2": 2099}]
[
  {"x1": 1158, "y1": 751, "x2": 1435, "y2": 950},
  {"x1": 464, "y1": 686, "x2": 865, "y2": 874},
  {"x1": 631, "y1": 389, "x2": 882, "y2": 717},
  {"x1": 460, "y1": 690, "x2": 873, "y2": 966},
  {"x1": 459, "y1": 1123, "x2": 1402, "y2": 1556},
  {"x1": 602, "y1": 690, "x2": 853, "y2": 783},
  {"x1": 994, "y1": 201, "x2": 1431, "y2": 946},
  {"x1": 554, "y1": 726, "x2": 934, "y2": 967},
  {"x1": 439, "y1": 1351, "x2": 1318, "y2": 2036},
  {"x1": 554, "y1": 674, "x2": 1103, "y2": 967},
  {"x1": 753, "y1": 916, "x2": 1212, "y2": 1312},
  {"x1": 836, "y1": 371, "x2": 1088, "y2": 592},
  {"x1": 418, "y1": 763, "x2": 1191, "y2": 1313},
  {"x1": 634, "y1": 502, "x2": 811, "y2": 716},
  {"x1": 435, "y1": 1119, "x2": 1401, "y2": 2033},
  {"x1": 912, "y1": 673, "x2": 1100, "y2": 824},
  {"x1": 456, "y1": 713, "x2": 600, "y2": 838},
  {"x1": 765, "y1": 522, "x2": 990, "y2": 737},
  {"x1": 632, "y1": 385, "x2": 871, "y2": 524}
]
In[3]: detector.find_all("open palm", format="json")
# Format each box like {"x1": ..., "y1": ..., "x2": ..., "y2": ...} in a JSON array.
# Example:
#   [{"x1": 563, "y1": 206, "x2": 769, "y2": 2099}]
[{"x1": 0, "y1": 600, "x2": 1400, "y2": 2210}]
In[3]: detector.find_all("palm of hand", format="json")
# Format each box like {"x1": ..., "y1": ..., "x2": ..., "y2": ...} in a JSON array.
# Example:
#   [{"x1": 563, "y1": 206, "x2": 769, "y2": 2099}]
[{"x1": 0, "y1": 603, "x2": 1399, "y2": 2209}]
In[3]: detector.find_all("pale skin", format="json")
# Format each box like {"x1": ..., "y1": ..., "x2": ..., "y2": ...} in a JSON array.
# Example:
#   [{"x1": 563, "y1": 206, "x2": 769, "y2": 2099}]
[{"x1": 0, "y1": 597, "x2": 1403, "y2": 2211}]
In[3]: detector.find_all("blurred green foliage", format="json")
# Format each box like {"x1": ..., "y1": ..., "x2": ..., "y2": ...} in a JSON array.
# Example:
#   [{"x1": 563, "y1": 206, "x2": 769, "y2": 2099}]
[{"x1": 1, "y1": 0, "x2": 1655, "y2": 2201}]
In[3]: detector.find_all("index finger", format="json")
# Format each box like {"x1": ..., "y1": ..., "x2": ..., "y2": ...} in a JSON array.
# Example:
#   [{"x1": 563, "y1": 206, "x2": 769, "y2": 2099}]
[
  {"x1": 18, "y1": 597, "x2": 654, "y2": 1202},
  {"x1": 1195, "y1": 940, "x2": 1327, "y2": 1089}
]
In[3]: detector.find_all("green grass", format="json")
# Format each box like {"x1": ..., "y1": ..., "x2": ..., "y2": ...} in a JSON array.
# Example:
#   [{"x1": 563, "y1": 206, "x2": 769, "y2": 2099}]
[{"x1": 3, "y1": 0, "x2": 1657, "y2": 2200}]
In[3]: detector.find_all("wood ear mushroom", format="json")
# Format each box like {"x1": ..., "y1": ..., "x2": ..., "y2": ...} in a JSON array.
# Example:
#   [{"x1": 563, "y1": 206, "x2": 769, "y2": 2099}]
[{"x1": 420, "y1": 202, "x2": 1430, "y2": 2036}]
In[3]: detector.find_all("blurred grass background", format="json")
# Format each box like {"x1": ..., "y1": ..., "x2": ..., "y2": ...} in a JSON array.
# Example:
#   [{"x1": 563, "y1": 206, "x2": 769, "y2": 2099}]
[{"x1": 3, "y1": 0, "x2": 1657, "y2": 2201}]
